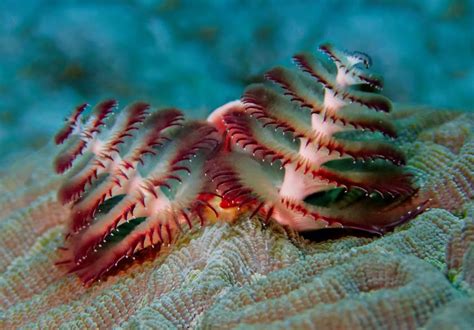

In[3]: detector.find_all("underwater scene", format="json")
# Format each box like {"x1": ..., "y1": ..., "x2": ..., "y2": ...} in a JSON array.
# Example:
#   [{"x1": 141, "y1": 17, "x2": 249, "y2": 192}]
[{"x1": 0, "y1": 0, "x2": 473, "y2": 329}]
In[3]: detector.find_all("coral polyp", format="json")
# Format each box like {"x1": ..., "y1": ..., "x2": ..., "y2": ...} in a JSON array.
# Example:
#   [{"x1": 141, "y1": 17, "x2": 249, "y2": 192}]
[{"x1": 54, "y1": 44, "x2": 426, "y2": 284}]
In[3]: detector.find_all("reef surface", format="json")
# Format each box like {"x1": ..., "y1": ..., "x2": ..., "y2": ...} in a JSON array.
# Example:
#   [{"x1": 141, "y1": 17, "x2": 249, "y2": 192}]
[{"x1": 0, "y1": 106, "x2": 473, "y2": 328}]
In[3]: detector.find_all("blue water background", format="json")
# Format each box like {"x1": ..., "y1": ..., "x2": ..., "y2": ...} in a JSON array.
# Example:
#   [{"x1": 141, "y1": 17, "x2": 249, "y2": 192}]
[{"x1": 0, "y1": 0, "x2": 472, "y2": 162}]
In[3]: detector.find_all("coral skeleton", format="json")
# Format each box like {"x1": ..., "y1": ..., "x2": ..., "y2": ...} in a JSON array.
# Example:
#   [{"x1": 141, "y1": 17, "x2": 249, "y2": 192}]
[{"x1": 54, "y1": 44, "x2": 425, "y2": 284}]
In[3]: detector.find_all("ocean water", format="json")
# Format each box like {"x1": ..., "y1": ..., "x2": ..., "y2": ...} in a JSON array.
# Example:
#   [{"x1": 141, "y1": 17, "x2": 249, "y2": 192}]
[{"x1": 0, "y1": 0, "x2": 472, "y2": 163}]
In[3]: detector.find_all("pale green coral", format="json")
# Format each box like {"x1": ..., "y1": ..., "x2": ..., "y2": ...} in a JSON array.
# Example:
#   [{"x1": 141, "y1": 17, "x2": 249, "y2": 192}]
[{"x1": 1, "y1": 108, "x2": 474, "y2": 329}]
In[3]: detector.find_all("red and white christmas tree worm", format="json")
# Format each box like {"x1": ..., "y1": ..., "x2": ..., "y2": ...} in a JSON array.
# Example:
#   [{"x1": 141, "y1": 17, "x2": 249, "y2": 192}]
[
  {"x1": 54, "y1": 101, "x2": 220, "y2": 284},
  {"x1": 207, "y1": 43, "x2": 427, "y2": 234},
  {"x1": 54, "y1": 44, "x2": 427, "y2": 284}
]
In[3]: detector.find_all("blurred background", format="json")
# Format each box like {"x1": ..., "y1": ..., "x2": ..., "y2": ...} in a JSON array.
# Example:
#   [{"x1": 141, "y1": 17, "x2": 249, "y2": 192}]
[{"x1": 0, "y1": 0, "x2": 472, "y2": 163}]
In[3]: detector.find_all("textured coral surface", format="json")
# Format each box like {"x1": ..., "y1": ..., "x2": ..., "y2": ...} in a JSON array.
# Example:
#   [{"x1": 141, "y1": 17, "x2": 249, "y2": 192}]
[{"x1": 1, "y1": 107, "x2": 473, "y2": 328}]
